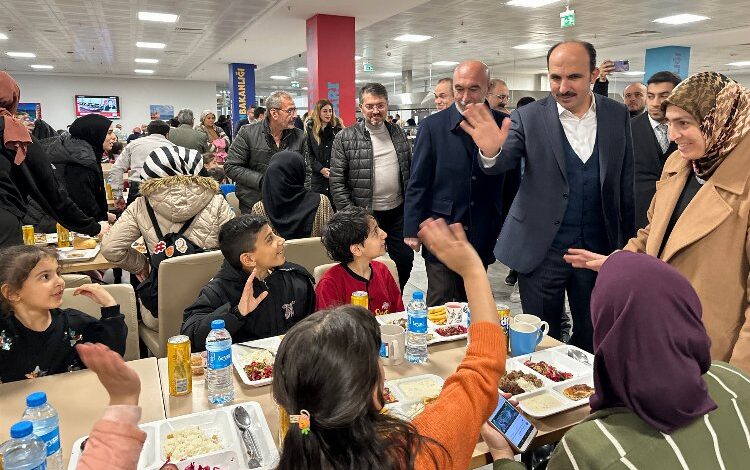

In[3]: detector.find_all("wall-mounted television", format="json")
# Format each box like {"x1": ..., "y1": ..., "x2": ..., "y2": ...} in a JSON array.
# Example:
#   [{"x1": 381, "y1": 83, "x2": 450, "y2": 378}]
[{"x1": 75, "y1": 95, "x2": 121, "y2": 119}]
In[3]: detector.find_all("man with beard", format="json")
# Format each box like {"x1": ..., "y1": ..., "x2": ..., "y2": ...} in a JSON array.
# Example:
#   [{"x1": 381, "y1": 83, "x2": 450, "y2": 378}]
[
  {"x1": 404, "y1": 61, "x2": 510, "y2": 305},
  {"x1": 623, "y1": 82, "x2": 647, "y2": 117},
  {"x1": 330, "y1": 83, "x2": 413, "y2": 289},
  {"x1": 487, "y1": 78, "x2": 511, "y2": 114},
  {"x1": 467, "y1": 41, "x2": 635, "y2": 351},
  {"x1": 433, "y1": 77, "x2": 454, "y2": 112}
]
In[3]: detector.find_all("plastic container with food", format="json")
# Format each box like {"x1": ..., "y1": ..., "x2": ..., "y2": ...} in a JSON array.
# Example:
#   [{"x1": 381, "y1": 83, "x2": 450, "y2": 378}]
[{"x1": 514, "y1": 349, "x2": 587, "y2": 383}]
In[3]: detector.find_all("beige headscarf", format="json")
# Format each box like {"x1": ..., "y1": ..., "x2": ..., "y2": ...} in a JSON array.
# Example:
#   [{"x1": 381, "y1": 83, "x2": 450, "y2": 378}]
[
  {"x1": 0, "y1": 72, "x2": 33, "y2": 164},
  {"x1": 663, "y1": 72, "x2": 750, "y2": 179}
]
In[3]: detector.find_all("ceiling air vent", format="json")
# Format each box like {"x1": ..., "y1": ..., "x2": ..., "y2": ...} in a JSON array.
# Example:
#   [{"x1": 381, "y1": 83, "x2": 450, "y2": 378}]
[
  {"x1": 174, "y1": 27, "x2": 204, "y2": 33},
  {"x1": 624, "y1": 30, "x2": 661, "y2": 37}
]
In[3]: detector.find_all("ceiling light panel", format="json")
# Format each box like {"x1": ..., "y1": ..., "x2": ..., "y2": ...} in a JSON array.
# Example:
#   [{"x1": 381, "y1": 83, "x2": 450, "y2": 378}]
[
  {"x1": 653, "y1": 14, "x2": 710, "y2": 25},
  {"x1": 394, "y1": 34, "x2": 432, "y2": 42},
  {"x1": 506, "y1": 0, "x2": 559, "y2": 8},
  {"x1": 135, "y1": 58, "x2": 159, "y2": 64},
  {"x1": 6, "y1": 52, "x2": 36, "y2": 58},
  {"x1": 136, "y1": 42, "x2": 166, "y2": 49},
  {"x1": 138, "y1": 12, "x2": 179, "y2": 23},
  {"x1": 134, "y1": 69, "x2": 155, "y2": 74}
]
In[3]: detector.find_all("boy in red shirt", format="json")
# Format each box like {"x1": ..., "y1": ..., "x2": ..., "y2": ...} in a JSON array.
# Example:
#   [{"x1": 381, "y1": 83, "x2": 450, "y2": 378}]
[{"x1": 316, "y1": 207, "x2": 405, "y2": 315}]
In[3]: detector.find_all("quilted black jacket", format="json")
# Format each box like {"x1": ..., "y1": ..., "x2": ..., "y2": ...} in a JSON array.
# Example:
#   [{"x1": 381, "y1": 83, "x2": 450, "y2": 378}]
[{"x1": 329, "y1": 120, "x2": 411, "y2": 210}]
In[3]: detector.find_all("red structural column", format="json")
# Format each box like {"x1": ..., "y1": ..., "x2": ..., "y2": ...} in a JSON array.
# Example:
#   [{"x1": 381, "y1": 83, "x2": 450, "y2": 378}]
[{"x1": 306, "y1": 14, "x2": 355, "y2": 125}]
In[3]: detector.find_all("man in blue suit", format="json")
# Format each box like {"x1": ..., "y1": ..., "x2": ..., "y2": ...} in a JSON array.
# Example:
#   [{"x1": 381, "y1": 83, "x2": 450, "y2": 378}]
[
  {"x1": 404, "y1": 60, "x2": 511, "y2": 306},
  {"x1": 463, "y1": 41, "x2": 635, "y2": 351}
]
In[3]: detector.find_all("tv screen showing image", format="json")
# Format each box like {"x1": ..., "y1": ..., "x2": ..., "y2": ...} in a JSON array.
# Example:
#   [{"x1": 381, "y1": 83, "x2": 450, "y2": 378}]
[{"x1": 75, "y1": 95, "x2": 121, "y2": 119}]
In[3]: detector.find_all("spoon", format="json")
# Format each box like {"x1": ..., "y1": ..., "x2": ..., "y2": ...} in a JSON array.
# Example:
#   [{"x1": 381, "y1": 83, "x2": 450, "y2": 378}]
[
  {"x1": 567, "y1": 348, "x2": 592, "y2": 366},
  {"x1": 233, "y1": 406, "x2": 262, "y2": 468}
]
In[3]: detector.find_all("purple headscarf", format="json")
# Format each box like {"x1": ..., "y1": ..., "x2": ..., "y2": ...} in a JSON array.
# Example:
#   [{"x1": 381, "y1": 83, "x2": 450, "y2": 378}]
[{"x1": 589, "y1": 251, "x2": 716, "y2": 434}]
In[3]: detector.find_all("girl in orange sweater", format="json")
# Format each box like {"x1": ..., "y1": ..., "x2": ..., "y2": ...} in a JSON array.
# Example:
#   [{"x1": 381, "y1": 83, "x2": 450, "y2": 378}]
[{"x1": 273, "y1": 218, "x2": 506, "y2": 470}]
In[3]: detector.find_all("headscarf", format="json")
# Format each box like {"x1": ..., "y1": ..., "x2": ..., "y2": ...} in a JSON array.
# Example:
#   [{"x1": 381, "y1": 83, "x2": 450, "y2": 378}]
[
  {"x1": 0, "y1": 72, "x2": 32, "y2": 164},
  {"x1": 262, "y1": 151, "x2": 321, "y2": 239},
  {"x1": 200, "y1": 110, "x2": 219, "y2": 141},
  {"x1": 141, "y1": 145, "x2": 204, "y2": 180},
  {"x1": 589, "y1": 251, "x2": 716, "y2": 434},
  {"x1": 662, "y1": 72, "x2": 750, "y2": 179},
  {"x1": 68, "y1": 114, "x2": 112, "y2": 159}
]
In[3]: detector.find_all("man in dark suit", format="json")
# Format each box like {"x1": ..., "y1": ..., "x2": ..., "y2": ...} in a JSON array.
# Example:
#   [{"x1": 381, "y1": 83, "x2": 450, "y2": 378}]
[
  {"x1": 632, "y1": 71, "x2": 681, "y2": 230},
  {"x1": 461, "y1": 41, "x2": 635, "y2": 351},
  {"x1": 404, "y1": 60, "x2": 509, "y2": 306}
]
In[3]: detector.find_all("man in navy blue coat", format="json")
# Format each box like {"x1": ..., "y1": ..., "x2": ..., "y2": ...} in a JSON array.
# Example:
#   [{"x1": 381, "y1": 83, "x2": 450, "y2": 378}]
[
  {"x1": 404, "y1": 60, "x2": 511, "y2": 306},
  {"x1": 464, "y1": 42, "x2": 635, "y2": 352}
]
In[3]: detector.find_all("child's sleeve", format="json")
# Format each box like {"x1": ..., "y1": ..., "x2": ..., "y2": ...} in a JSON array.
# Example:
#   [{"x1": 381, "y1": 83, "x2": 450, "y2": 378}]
[
  {"x1": 181, "y1": 286, "x2": 246, "y2": 352},
  {"x1": 75, "y1": 307, "x2": 128, "y2": 356},
  {"x1": 315, "y1": 273, "x2": 344, "y2": 311}
]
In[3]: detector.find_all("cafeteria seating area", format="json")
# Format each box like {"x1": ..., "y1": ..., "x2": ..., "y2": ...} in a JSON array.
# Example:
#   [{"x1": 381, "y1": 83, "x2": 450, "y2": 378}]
[{"x1": 2, "y1": 1, "x2": 750, "y2": 470}]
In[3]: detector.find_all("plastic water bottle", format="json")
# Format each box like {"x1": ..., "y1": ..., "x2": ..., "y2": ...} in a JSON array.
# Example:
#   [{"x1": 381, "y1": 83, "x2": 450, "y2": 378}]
[
  {"x1": 406, "y1": 291, "x2": 429, "y2": 364},
  {"x1": 21, "y1": 392, "x2": 63, "y2": 470},
  {"x1": 206, "y1": 319, "x2": 234, "y2": 405},
  {"x1": 0, "y1": 421, "x2": 47, "y2": 470}
]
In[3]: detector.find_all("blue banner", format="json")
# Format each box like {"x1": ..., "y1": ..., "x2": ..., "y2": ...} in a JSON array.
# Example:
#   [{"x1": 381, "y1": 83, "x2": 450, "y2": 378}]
[
  {"x1": 228, "y1": 63, "x2": 256, "y2": 132},
  {"x1": 644, "y1": 46, "x2": 691, "y2": 82}
]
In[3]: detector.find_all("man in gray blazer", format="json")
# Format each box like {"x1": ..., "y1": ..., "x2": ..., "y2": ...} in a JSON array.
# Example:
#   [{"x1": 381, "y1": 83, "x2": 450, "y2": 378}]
[
  {"x1": 461, "y1": 41, "x2": 635, "y2": 352},
  {"x1": 168, "y1": 109, "x2": 208, "y2": 154}
]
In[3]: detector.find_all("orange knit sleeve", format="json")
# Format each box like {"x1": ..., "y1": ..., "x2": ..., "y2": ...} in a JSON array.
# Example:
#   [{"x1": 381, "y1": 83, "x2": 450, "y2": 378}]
[{"x1": 413, "y1": 322, "x2": 506, "y2": 470}]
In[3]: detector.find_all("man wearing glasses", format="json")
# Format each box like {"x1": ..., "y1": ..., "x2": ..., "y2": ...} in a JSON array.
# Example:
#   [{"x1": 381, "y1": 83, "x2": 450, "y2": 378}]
[
  {"x1": 225, "y1": 91, "x2": 306, "y2": 213},
  {"x1": 330, "y1": 83, "x2": 414, "y2": 289},
  {"x1": 487, "y1": 79, "x2": 510, "y2": 114}
]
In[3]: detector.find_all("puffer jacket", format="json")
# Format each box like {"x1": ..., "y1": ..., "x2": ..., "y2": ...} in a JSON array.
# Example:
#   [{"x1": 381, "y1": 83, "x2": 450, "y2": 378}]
[
  {"x1": 224, "y1": 119, "x2": 308, "y2": 212},
  {"x1": 101, "y1": 175, "x2": 235, "y2": 273},
  {"x1": 329, "y1": 120, "x2": 411, "y2": 210}
]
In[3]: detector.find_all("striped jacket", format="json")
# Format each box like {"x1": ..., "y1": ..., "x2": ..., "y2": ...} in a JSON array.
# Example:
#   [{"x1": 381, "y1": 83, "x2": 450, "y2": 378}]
[{"x1": 495, "y1": 362, "x2": 750, "y2": 470}]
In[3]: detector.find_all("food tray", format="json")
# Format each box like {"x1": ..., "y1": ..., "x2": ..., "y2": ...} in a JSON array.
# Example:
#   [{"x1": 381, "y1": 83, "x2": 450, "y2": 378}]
[
  {"x1": 67, "y1": 402, "x2": 279, "y2": 470},
  {"x1": 232, "y1": 336, "x2": 281, "y2": 387},
  {"x1": 57, "y1": 244, "x2": 100, "y2": 263},
  {"x1": 383, "y1": 374, "x2": 445, "y2": 421},
  {"x1": 501, "y1": 346, "x2": 594, "y2": 418},
  {"x1": 376, "y1": 309, "x2": 469, "y2": 345}
]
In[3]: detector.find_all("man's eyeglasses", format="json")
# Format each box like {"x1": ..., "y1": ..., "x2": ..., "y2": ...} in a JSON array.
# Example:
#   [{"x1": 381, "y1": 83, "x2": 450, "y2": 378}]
[
  {"x1": 491, "y1": 94, "x2": 509, "y2": 100},
  {"x1": 362, "y1": 103, "x2": 387, "y2": 111},
  {"x1": 272, "y1": 107, "x2": 297, "y2": 115}
]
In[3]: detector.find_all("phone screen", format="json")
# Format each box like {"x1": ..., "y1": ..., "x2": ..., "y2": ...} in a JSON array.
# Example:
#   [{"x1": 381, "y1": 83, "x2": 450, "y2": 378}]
[
  {"x1": 613, "y1": 60, "x2": 630, "y2": 72},
  {"x1": 489, "y1": 398, "x2": 535, "y2": 448}
]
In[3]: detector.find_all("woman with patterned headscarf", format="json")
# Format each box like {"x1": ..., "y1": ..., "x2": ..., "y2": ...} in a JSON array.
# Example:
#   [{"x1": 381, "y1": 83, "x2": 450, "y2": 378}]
[
  {"x1": 565, "y1": 72, "x2": 750, "y2": 373},
  {"x1": 196, "y1": 110, "x2": 230, "y2": 163}
]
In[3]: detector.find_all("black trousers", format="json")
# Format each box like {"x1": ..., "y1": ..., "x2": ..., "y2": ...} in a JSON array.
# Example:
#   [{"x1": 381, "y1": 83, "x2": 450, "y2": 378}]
[
  {"x1": 0, "y1": 207, "x2": 23, "y2": 248},
  {"x1": 125, "y1": 180, "x2": 141, "y2": 206},
  {"x1": 425, "y1": 259, "x2": 467, "y2": 306},
  {"x1": 517, "y1": 246, "x2": 597, "y2": 352},
  {"x1": 372, "y1": 203, "x2": 413, "y2": 291}
]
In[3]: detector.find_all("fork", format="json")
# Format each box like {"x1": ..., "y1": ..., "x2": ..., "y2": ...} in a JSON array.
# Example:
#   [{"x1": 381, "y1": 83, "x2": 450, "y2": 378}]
[{"x1": 235, "y1": 343, "x2": 276, "y2": 357}]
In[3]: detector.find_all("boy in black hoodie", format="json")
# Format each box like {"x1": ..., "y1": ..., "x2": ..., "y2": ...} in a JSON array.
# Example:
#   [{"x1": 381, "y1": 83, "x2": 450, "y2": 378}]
[{"x1": 181, "y1": 214, "x2": 315, "y2": 351}]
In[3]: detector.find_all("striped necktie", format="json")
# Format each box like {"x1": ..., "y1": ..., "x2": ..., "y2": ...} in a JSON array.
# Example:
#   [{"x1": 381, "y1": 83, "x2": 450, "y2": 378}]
[{"x1": 656, "y1": 123, "x2": 670, "y2": 153}]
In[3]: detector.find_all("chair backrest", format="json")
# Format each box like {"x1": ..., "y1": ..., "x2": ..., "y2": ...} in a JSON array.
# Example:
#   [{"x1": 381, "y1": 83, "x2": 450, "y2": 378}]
[
  {"x1": 313, "y1": 256, "x2": 399, "y2": 286},
  {"x1": 61, "y1": 273, "x2": 92, "y2": 288},
  {"x1": 61, "y1": 284, "x2": 140, "y2": 361},
  {"x1": 226, "y1": 192, "x2": 240, "y2": 214},
  {"x1": 284, "y1": 237, "x2": 332, "y2": 275},
  {"x1": 155, "y1": 250, "x2": 225, "y2": 356}
]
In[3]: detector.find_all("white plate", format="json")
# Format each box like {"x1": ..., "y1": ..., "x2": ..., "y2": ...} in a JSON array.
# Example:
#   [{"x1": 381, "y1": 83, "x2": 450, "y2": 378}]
[
  {"x1": 513, "y1": 349, "x2": 588, "y2": 383},
  {"x1": 377, "y1": 311, "x2": 469, "y2": 345},
  {"x1": 232, "y1": 336, "x2": 281, "y2": 387},
  {"x1": 67, "y1": 403, "x2": 279, "y2": 470},
  {"x1": 386, "y1": 374, "x2": 444, "y2": 403},
  {"x1": 57, "y1": 244, "x2": 100, "y2": 263}
]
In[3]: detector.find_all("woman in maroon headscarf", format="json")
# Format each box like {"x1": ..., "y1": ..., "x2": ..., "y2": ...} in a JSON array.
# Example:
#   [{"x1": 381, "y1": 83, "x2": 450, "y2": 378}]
[
  {"x1": 0, "y1": 71, "x2": 108, "y2": 246},
  {"x1": 487, "y1": 251, "x2": 750, "y2": 469}
]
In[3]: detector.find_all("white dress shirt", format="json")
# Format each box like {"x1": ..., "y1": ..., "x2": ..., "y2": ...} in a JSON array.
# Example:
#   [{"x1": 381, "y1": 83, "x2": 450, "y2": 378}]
[
  {"x1": 480, "y1": 94, "x2": 598, "y2": 167},
  {"x1": 556, "y1": 95, "x2": 597, "y2": 163}
]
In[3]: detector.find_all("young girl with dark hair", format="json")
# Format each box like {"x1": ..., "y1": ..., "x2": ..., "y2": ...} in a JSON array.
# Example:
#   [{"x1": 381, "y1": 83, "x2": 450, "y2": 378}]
[
  {"x1": 0, "y1": 245, "x2": 127, "y2": 383},
  {"x1": 273, "y1": 218, "x2": 506, "y2": 469}
]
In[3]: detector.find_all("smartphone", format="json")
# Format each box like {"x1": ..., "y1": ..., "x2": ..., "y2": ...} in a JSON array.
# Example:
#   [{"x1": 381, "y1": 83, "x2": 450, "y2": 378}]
[
  {"x1": 613, "y1": 60, "x2": 630, "y2": 72},
  {"x1": 487, "y1": 394, "x2": 537, "y2": 453}
]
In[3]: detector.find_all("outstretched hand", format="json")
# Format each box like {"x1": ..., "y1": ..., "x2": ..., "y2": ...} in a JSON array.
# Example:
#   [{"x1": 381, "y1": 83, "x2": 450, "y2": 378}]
[
  {"x1": 563, "y1": 248, "x2": 608, "y2": 271},
  {"x1": 418, "y1": 218, "x2": 483, "y2": 277},
  {"x1": 459, "y1": 103, "x2": 511, "y2": 157},
  {"x1": 76, "y1": 343, "x2": 140, "y2": 406},
  {"x1": 238, "y1": 270, "x2": 269, "y2": 316}
]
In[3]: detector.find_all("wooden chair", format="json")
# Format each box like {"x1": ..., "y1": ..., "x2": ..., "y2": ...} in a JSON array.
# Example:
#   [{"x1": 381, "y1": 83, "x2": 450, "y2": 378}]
[
  {"x1": 138, "y1": 250, "x2": 225, "y2": 358},
  {"x1": 313, "y1": 256, "x2": 399, "y2": 286},
  {"x1": 61, "y1": 284, "x2": 140, "y2": 361},
  {"x1": 284, "y1": 237, "x2": 332, "y2": 275}
]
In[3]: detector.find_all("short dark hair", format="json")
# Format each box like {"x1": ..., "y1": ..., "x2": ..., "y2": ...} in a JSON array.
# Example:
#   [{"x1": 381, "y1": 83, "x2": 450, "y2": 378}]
[
  {"x1": 110, "y1": 141, "x2": 124, "y2": 155},
  {"x1": 219, "y1": 215, "x2": 269, "y2": 270},
  {"x1": 359, "y1": 82, "x2": 388, "y2": 102},
  {"x1": 146, "y1": 119, "x2": 170, "y2": 137},
  {"x1": 516, "y1": 96, "x2": 536, "y2": 108},
  {"x1": 253, "y1": 106, "x2": 266, "y2": 119},
  {"x1": 546, "y1": 41, "x2": 597, "y2": 73},
  {"x1": 321, "y1": 206, "x2": 374, "y2": 264},
  {"x1": 647, "y1": 71, "x2": 682, "y2": 88}
]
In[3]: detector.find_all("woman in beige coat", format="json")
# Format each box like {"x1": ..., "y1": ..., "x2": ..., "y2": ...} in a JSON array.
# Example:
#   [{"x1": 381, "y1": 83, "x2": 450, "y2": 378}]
[
  {"x1": 102, "y1": 145, "x2": 235, "y2": 328},
  {"x1": 566, "y1": 72, "x2": 750, "y2": 373}
]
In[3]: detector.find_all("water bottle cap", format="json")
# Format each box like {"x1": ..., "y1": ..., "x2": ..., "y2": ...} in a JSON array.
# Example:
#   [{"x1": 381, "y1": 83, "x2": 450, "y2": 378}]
[
  {"x1": 211, "y1": 319, "x2": 225, "y2": 330},
  {"x1": 412, "y1": 291, "x2": 424, "y2": 300},
  {"x1": 10, "y1": 421, "x2": 33, "y2": 438},
  {"x1": 26, "y1": 391, "x2": 47, "y2": 407}
]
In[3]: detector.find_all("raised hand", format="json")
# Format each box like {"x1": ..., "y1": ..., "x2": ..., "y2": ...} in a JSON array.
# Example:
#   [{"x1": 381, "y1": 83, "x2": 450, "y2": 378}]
[
  {"x1": 459, "y1": 103, "x2": 511, "y2": 157},
  {"x1": 417, "y1": 218, "x2": 483, "y2": 278},
  {"x1": 76, "y1": 343, "x2": 140, "y2": 406},
  {"x1": 73, "y1": 283, "x2": 117, "y2": 307},
  {"x1": 238, "y1": 270, "x2": 269, "y2": 316}
]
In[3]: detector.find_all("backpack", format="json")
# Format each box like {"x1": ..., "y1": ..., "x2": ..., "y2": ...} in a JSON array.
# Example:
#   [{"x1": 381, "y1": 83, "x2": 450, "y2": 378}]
[{"x1": 136, "y1": 199, "x2": 204, "y2": 315}]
